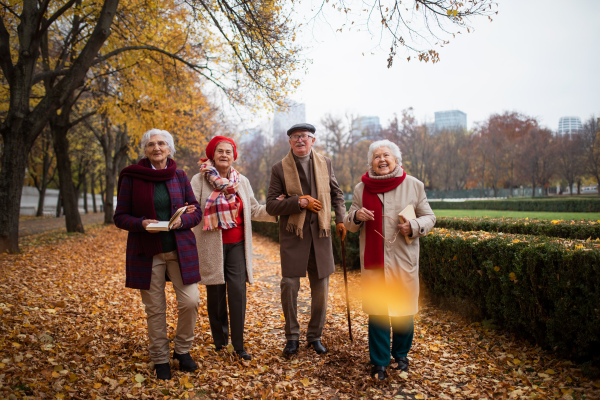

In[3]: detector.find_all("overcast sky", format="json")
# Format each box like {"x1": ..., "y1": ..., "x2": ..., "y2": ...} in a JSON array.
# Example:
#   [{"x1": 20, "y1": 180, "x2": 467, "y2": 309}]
[{"x1": 281, "y1": 0, "x2": 599, "y2": 132}]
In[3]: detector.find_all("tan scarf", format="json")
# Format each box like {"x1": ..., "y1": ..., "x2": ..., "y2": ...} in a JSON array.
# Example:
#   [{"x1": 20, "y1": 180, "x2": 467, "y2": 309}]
[{"x1": 282, "y1": 149, "x2": 331, "y2": 238}]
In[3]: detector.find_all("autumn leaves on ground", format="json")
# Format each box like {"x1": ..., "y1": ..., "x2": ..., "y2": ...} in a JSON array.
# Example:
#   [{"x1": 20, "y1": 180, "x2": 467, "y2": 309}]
[{"x1": 1, "y1": 226, "x2": 599, "y2": 399}]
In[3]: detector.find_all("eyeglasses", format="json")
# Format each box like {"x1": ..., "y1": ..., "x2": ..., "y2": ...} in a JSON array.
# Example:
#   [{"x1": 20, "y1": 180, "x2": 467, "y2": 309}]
[
  {"x1": 289, "y1": 134, "x2": 314, "y2": 142},
  {"x1": 374, "y1": 215, "x2": 401, "y2": 244}
]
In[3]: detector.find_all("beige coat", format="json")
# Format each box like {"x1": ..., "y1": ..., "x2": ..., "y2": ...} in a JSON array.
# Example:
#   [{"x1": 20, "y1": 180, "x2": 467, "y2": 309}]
[
  {"x1": 343, "y1": 174, "x2": 436, "y2": 316},
  {"x1": 191, "y1": 172, "x2": 276, "y2": 285}
]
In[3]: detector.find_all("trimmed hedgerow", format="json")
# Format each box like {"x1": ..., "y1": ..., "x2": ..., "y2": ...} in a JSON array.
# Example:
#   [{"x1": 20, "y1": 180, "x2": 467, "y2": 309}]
[
  {"x1": 419, "y1": 228, "x2": 600, "y2": 364},
  {"x1": 428, "y1": 198, "x2": 600, "y2": 212},
  {"x1": 435, "y1": 217, "x2": 600, "y2": 240}
]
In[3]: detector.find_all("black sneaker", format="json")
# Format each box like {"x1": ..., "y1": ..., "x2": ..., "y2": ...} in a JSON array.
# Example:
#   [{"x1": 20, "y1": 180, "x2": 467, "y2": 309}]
[
  {"x1": 173, "y1": 352, "x2": 198, "y2": 372},
  {"x1": 154, "y1": 363, "x2": 171, "y2": 380}
]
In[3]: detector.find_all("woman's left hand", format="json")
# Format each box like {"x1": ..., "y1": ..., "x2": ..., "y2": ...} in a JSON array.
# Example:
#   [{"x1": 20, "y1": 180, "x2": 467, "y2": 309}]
[
  {"x1": 171, "y1": 216, "x2": 183, "y2": 229},
  {"x1": 397, "y1": 218, "x2": 411, "y2": 237}
]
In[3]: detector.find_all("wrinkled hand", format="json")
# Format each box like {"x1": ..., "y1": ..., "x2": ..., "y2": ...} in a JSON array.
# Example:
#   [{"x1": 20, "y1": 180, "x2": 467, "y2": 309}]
[
  {"x1": 336, "y1": 222, "x2": 347, "y2": 242},
  {"x1": 184, "y1": 202, "x2": 196, "y2": 214},
  {"x1": 354, "y1": 207, "x2": 375, "y2": 222},
  {"x1": 299, "y1": 195, "x2": 322, "y2": 213},
  {"x1": 143, "y1": 219, "x2": 159, "y2": 233},
  {"x1": 397, "y1": 217, "x2": 411, "y2": 237},
  {"x1": 171, "y1": 216, "x2": 183, "y2": 230}
]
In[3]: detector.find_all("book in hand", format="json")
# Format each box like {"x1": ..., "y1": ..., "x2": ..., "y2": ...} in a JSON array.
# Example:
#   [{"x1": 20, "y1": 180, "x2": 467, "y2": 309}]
[
  {"x1": 398, "y1": 204, "x2": 416, "y2": 244},
  {"x1": 145, "y1": 206, "x2": 188, "y2": 232}
]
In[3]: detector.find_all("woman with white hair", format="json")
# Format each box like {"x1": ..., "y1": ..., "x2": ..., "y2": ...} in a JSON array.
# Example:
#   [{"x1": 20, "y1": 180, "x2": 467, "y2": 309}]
[
  {"x1": 114, "y1": 129, "x2": 203, "y2": 381},
  {"x1": 343, "y1": 139, "x2": 436, "y2": 381}
]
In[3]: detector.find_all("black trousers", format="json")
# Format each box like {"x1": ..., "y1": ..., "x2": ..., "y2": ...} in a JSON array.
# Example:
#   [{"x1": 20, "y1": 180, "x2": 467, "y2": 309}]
[{"x1": 206, "y1": 240, "x2": 247, "y2": 351}]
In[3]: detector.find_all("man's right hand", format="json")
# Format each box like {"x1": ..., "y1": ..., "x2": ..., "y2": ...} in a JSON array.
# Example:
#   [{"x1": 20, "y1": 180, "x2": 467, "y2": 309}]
[{"x1": 299, "y1": 195, "x2": 322, "y2": 213}]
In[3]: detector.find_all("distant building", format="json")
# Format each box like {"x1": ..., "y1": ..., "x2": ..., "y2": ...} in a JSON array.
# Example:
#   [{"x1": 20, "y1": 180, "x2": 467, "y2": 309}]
[
  {"x1": 238, "y1": 127, "x2": 263, "y2": 146},
  {"x1": 434, "y1": 110, "x2": 467, "y2": 131},
  {"x1": 273, "y1": 100, "x2": 306, "y2": 140},
  {"x1": 557, "y1": 116, "x2": 582, "y2": 135},
  {"x1": 351, "y1": 116, "x2": 382, "y2": 141}
]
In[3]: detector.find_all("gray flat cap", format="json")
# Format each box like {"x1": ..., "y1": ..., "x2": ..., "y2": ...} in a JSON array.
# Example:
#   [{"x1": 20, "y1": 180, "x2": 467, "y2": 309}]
[{"x1": 287, "y1": 123, "x2": 316, "y2": 136}]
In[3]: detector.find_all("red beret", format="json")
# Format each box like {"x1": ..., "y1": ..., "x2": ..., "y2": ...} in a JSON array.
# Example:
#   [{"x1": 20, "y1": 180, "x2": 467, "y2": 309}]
[{"x1": 205, "y1": 136, "x2": 237, "y2": 161}]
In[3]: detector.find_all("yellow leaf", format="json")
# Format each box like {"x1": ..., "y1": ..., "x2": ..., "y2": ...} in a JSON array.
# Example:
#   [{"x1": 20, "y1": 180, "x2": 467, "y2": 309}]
[
  {"x1": 446, "y1": 9, "x2": 452, "y2": 15},
  {"x1": 493, "y1": 266, "x2": 500, "y2": 272},
  {"x1": 184, "y1": 382, "x2": 194, "y2": 389},
  {"x1": 416, "y1": 395, "x2": 425, "y2": 399},
  {"x1": 545, "y1": 368, "x2": 555, "y2": 375},
  {"x1": 93, "y1": 382, "x2": 102, "y2": 389},
  {"x1": 511, "y1": 239, "x2": 520, "y2": 243},
  {"x1": 430, "y1": 346, "x2": 439, "y2": 351},
  {"x1": 52, "y1": 371, "x2": 61, "y2": 378},
  {"x1": 453, "y1": 10, "x2": 458, "y2": 16},
  {"x1": 512, "y1": 358, "x2": 521, "y2": 365},
  {"x1": 301, "y1": 378, "x2": 310, "y2": 386},
  {"x1": 134, "y1": 374, "x2": 146, "y2": 383}
]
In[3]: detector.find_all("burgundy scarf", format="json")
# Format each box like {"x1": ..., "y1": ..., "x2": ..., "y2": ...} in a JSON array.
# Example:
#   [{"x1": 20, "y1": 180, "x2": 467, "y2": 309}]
[
  {"x1": 118, "y1": 158, "x2": 177, "y2": 257},
  {"x1": 361, "y1": 167, "x2": 406, "y2": 269}
]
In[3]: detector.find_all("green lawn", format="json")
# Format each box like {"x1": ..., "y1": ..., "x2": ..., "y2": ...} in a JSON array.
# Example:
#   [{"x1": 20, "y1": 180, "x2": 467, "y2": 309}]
[{"x1": 433, "y1": 209, "x2": 600, "y2": 221}]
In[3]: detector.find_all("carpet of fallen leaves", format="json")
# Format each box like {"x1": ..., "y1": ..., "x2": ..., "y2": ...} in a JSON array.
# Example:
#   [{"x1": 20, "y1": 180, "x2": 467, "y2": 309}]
[{"x1": 1, "y1": 225, "x2": 600, "y2": 400}]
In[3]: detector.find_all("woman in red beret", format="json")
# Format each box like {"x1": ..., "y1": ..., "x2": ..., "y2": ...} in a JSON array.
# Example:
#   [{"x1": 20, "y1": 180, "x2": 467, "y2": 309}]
[{"x1": 191, "y1": 136, "x2": 278, "y2": 360}]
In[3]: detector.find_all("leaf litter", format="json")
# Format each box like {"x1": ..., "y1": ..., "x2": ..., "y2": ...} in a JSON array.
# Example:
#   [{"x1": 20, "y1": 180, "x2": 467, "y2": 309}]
[{"x1": 0, "y1": 225, "x2": 598, "y2": 399}]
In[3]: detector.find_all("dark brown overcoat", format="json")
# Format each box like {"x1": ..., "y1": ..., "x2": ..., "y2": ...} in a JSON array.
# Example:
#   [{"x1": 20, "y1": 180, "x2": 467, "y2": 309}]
[{"x1": 266, "y1": 151, "x2": 346, "y2": 279}]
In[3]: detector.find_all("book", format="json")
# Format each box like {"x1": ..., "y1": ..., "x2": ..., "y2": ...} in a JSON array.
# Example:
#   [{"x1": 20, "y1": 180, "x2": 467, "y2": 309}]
[
  {"x1": 146, "y1": 205, "x2": 188, "y2": 232},
  {"x1": 398, "y1": 204, "x2": 416, "y2": 244}
]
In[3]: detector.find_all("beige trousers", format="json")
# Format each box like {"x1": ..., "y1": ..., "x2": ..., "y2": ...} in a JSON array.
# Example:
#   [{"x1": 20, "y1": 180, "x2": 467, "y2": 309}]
[{"x1": 140, "y1": 250, "x2": 200, "y2": 364}]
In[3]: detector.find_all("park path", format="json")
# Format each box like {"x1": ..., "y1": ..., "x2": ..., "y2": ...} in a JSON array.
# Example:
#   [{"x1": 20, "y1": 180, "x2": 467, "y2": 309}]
[{"x1": 0, "y1": 225, "x2": 598, "y2": 399}]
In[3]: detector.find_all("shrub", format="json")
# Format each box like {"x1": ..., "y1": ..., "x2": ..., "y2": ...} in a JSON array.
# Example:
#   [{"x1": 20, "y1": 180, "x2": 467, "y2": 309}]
[
  {"x1": 436, "y1": 217, "x2": 600, "y2": 240},
  {"x1": 420, "y1": 228, "x2": 600, "y2": 364},
  {"x1": 429, "y1": 198, "x2": 600, "y2": 212}
]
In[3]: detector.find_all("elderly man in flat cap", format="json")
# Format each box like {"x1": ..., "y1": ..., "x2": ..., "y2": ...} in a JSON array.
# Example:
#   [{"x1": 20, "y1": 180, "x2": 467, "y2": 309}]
[{"x1": 266, "y1": 123, "x2": 347, "y2": 356}]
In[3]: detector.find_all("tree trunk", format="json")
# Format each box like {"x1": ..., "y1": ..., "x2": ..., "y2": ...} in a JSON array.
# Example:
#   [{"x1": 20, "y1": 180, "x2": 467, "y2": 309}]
[
  {"x1": 36, "y1": 186, "x2": 47, "y2": 217},
  {"x1": 0, "y1": 135, "x2": 31, "y2": 253},
  {"x1": 91, "y1": 171, "x2": 98, "y2": 213},
  {"x1": 83, "y1": 174, "x2": 88, "y2": 214},
  {"x1": 52, "y1": 120, "x2": 84, "y2": 233},
  {"x1": 56, "y1": 192, "x2": 62, "y2": 217}
]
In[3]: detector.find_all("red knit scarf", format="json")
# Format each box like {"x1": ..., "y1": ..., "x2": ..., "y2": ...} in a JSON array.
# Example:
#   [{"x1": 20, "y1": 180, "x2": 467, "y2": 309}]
[
  {"x1": 117, "y1": 158, "x2": 177, "y2": 257},
  {"x1": 361, "y1": 167, "x2": 406, "y2": 269}
]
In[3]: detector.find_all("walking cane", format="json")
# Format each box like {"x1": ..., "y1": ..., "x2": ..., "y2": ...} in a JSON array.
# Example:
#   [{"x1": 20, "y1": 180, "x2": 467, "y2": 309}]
[{"x1": 341, "y1": 237, "x2": 353, "y2": 341}]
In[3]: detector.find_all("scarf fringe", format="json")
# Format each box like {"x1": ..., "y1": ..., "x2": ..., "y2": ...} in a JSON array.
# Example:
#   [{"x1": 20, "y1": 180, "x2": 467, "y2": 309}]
[
  {"x1": 286, "y1": 222, "x2": 304, "y2": 239},
  {"x1": 319, "y1": 228, "x2": 331, "y2": 238}
]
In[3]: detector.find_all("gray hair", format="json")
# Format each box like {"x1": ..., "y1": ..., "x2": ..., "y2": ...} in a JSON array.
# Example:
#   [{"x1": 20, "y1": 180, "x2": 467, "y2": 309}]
[
  {"x1": 140, "y1": 129, "x2": 176, "y2": 157},
  {"x1": 367, "y1": 140, "x2": 402, "y2": 167}
]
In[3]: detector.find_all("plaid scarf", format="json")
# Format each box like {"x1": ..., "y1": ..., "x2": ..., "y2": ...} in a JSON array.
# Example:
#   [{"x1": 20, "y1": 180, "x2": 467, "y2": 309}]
[{"x1": 200, "y1": 159, "x2": 240, "y2": 231}]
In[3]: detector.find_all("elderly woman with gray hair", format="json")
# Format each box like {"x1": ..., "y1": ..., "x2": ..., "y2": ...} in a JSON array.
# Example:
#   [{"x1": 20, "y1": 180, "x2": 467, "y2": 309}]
[
  {"x1": 343, "y1": 139, "x2": 436, "y2": 381},
  {"x1": 114, "y1": 129, "x2": 202, "y2": 381}
]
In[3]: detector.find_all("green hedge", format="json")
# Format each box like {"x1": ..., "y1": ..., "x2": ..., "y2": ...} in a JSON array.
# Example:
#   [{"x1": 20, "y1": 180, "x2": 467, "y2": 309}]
[
  {"x1": 436, "y1": 217, "x2": 600, "y2": 240},
  {"x1": 428, "y1": 198, "x2": 600, "y2": 212},
  {"x1": 419, "y1": 229, "x2": 600, "y2": 364}
]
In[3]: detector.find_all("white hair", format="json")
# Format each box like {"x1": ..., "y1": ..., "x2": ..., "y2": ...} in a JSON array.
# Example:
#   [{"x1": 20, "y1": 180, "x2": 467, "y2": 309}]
[
  {"x1": 367, "y1": 140, "x2": 402, "y2": 167},
  {"x1": 140, "y1": 129, "x2": 176, "y2": 157}
]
